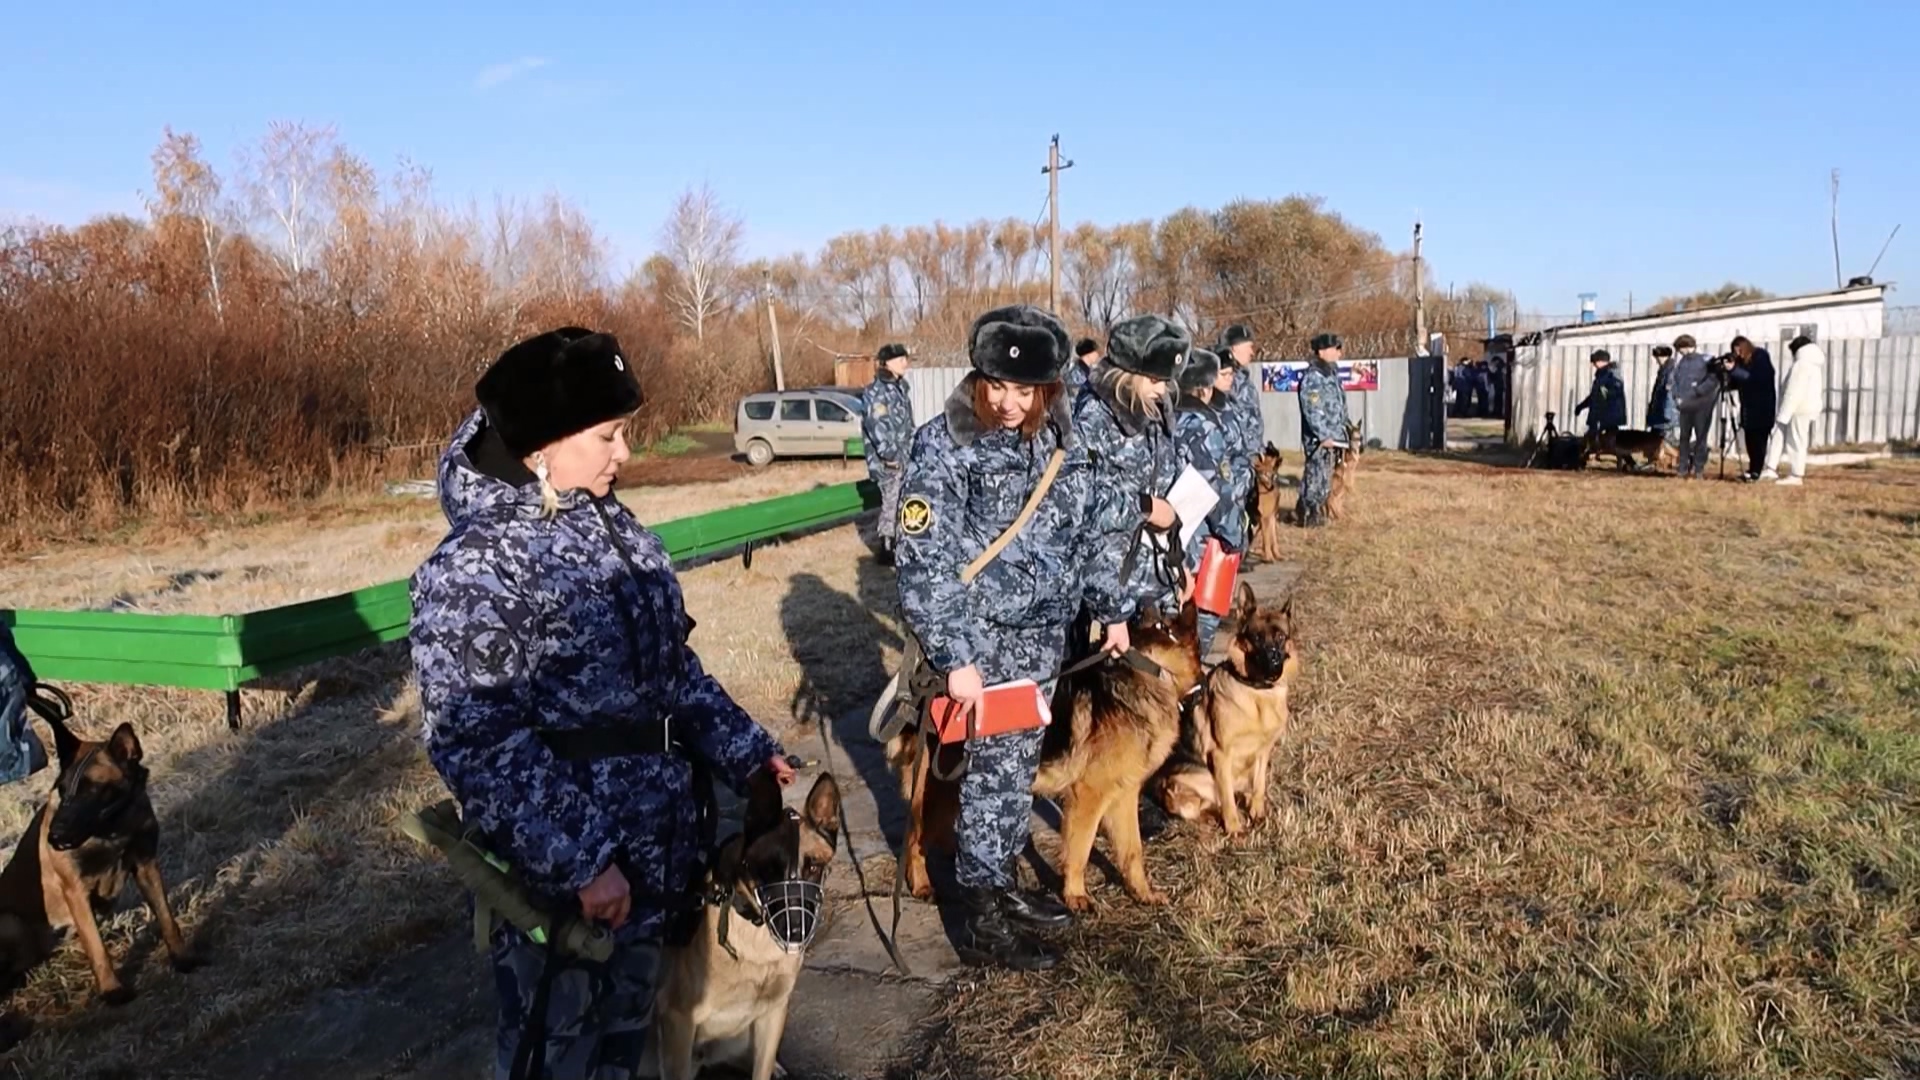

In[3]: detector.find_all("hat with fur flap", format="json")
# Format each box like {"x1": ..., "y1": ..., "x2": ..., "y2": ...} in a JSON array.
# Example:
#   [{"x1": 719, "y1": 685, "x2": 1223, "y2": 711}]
[
  {"x1": 475, "y1": 327, "x2": 643, "y2": 457},
  {"x1": 1106, "y1": 314, "x2": 1191, "y2": 382},
  {"x1": 1177, "y1": 347, "x2": 1223, "y2": 395},
  {"x1": 967, "y1": 305, "x2": 1071, "y2": 385}
]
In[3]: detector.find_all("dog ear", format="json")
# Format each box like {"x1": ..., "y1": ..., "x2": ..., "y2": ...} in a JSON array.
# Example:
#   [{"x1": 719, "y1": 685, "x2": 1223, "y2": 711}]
[
  {"x1": 1230, "y1": 581, "x2": 1257, "y2": 626},
  {"x1": 108, "y1": 722, "x2": 143, "y2": 765},
  {"x1": 1278, "y1": 593, "x2": 1296, "y2": 627},
  {"x1": 803, "y1": 774, "x2": 842, "y2": 850},
  {"x1": 743, "y1": 765, "x2": 785, "y2": 840}
]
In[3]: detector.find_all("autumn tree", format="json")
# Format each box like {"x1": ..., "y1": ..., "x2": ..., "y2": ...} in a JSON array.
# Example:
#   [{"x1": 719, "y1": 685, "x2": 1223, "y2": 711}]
[{"x1": 659, "y1": 183, "x2": 743, "y2": 341}]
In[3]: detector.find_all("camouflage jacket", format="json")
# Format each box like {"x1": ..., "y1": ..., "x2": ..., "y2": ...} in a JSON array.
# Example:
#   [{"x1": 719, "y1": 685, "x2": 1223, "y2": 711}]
[
  {"x1": 409, "y1": 410, "x2": 784, "y2": 942},
  {"x1": 1174, "y1": 393, "x2": 1247, "y2": 561},
  {"x1": 1062, "y1": 358, "x2": 1091, "y2": 395},
  {"x1": 860, "y1": 370, "x2": 914, "y2": 474},
  {"x1": 894, "y1": 375, "x2": 1096, "y2": 682},
  {"x1": 1223, "y1": 364, "x2": 1266, "y2": 463},
  {"x1": 1, "y1": 624, "x2": 49, "y2": 785},
  {"x1": 1074, "y1": 364, "x2": 1187, "y2": 622},
  {"x1": 1297, "y1": 360, "x2": 1351, "y2": 452}
]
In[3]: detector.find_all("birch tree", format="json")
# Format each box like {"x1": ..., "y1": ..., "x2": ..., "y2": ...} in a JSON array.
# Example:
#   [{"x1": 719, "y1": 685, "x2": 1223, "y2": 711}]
[{"x1": 659, "y1": 183, "x2": 743, "y2": 341}]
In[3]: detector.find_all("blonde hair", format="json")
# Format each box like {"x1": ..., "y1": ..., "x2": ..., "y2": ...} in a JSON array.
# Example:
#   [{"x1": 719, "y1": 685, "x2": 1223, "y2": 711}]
[
  {"x1": 1097, "y1": 365, "x2": 1167, "y2": 422},
  {"x1": 533, "y1": 455, "x2": 560, "y2": 518}
]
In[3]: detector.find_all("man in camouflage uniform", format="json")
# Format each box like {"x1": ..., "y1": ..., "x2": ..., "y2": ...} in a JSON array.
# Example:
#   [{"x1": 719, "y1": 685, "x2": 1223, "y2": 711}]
[
  {"x1": 895, "y1": 304, "x2": 1098, "y2": 971},
  {"x1": 1173, "y1": 347, "x2": 1244, "y2": 654},
  {"x1": 1076, "y1": 314, "x2": 1192, "y2": 634},
  {"x1": 1064, "y1": 336, "x2": 1101, "y2": 394},
  {"x1": 409, "y1": 327, "x2": 789, "y2": 1079},
  {"x1": 861, "y1": 342, "x2": 915, "y2": 563},
  {"x1": 1295, "y1": 332, "x2": 1351, "y2": 528},
  {"x1": 1216, "y1": 323, "x2": 1264, "y2": 551}
]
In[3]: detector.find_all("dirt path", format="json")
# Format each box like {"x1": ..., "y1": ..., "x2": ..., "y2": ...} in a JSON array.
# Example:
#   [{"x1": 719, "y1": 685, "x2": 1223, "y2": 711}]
[{"x1": 150, "y1": 559, "x2": 1304, "y2": 1080}]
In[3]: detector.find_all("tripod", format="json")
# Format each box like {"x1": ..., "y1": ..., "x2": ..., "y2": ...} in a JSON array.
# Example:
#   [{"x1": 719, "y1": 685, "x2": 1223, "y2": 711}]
[{"x1": 1714, "y1": 384, "x2": 1742, "y2": 480}]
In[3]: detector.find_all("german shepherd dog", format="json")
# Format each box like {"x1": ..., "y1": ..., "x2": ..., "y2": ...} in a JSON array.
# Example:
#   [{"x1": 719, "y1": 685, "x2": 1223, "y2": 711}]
[
  {"x1": 1582, "y1": 427, "x2": 1674, "y2": 473},
  {"x1": 1325, "y1": 420, "x2": 1365, "y2": 521},
  {"x1": 888, "y1": 603, "x2": 1205, "y2": 911},
  {"x1": 0, "y1": 703, "x2": 197, "y2": 1012},
  {"x1": 1246, "y1": 444, "x2": 1287, "y2": 563},
  {"x1": 646, "y1": 771, "x2": 841, "y2": 1080},
  {"x1": 1152, "y1": 585, "x2": 1298, "y2": 837}
]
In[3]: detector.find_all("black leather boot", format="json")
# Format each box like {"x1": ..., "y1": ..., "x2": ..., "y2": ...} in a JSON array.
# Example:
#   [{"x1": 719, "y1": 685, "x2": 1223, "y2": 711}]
[
  {"x1": 956, "y1": 886, "x2": 1060, "y2": 972},
  {"x1": 998, "y1": 858, "x2": 1072, "y2": 928}
]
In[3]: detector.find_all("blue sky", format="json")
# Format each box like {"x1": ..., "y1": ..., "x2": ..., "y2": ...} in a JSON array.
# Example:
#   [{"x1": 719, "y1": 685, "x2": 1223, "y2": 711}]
[{"x1": 4, "y1": 0, "x2": 1913, "y2": 316}]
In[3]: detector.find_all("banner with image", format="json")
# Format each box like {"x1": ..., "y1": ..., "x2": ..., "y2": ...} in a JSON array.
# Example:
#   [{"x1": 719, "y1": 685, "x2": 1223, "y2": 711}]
[{"x1": 1260, "y1": 359, "x2": 1379, "y2": 393}]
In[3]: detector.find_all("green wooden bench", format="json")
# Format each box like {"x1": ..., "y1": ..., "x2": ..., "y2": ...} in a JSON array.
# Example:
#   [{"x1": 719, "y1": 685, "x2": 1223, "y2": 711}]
[{"x1": 3, "y1": 480, "x2": 880, "y2": 730}]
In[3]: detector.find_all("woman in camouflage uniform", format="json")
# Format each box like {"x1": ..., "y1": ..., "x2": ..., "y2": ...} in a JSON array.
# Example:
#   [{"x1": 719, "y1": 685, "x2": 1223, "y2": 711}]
[
  {"x1": 408, "y1": 327, "x2": 793, "y2": 1080},
  {"x1": 1172, "y1": 347, "x2": 1245, "y2": 655}
]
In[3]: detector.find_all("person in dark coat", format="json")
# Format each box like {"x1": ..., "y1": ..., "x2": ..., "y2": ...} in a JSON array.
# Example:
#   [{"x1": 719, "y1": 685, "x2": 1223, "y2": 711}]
[
  {"x1": 1647, "y1": 344, "x2": 1678, "y2": 447},
  {"x1": 1574, "y1": 349, "x2": 1628, "y2": 435},
  {"x1": 1064, "y1": 336, "x2": 1101, "y2": 393},
  {"x1": 409, "y1": 327, "x2": 792, "y2": 1079},
  {"x1": 861, "y1": 342, "x2": 915, "y2": 560},
  {"x1": 1727, "y1": 335, "x2": 1777, "y2": 481},
  {"x1": 894, "y1": 304, "x2": 1095, "y2": 971}
]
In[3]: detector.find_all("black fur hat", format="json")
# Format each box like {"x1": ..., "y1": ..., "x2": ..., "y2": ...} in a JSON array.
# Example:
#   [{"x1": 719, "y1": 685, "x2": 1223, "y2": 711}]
[
  {"x1": 967, "y1": 305, "x2": 1071, "y2": 385},
  {"x1": 1106, "y1": 314, "x2": 1191, "y2": 381},
  {"x1": 475, "y1": 327, "x2": 643, "y2": 457},
  {"x1": 1310, "y1": 332, "x2": 1343, "y2": 354},
  {"x1": 1219, "y1": 323, "x2": 1254, "y2": 351},
  {"x1": 1177, "y1": 347, "x2": 1223, "y2": 394},
  {"x1": 876, "y1": 342, "x2": 910, "y2": 363}
]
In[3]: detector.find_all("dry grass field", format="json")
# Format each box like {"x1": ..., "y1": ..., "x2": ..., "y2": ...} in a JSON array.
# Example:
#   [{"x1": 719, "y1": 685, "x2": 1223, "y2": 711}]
[
  {"x1": 2, "y1": 450, "x2": 1917, "y2": 1079},
  {"x1": 910, "y1": 454, "x2": 1920, "y2": 1080}
]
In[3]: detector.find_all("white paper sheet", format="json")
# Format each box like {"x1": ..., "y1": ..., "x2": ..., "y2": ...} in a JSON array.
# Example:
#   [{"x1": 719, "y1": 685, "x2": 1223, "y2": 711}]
[{"x1": 1166, "y1": 465, "x2": 1220, "y2": 551}]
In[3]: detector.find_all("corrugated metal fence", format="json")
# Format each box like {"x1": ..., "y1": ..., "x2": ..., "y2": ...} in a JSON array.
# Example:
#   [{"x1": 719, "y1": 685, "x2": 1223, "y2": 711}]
[
  {"x1": 1510, "y1": 336, "x2": 1920, "y2": 448},
  {"x1": 900, "y1": 357, "x2": 1445, "y2": 452}
]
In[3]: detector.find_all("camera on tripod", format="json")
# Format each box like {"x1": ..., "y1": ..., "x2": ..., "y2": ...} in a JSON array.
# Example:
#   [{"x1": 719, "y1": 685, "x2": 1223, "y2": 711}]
[{"x1": 1705, "y1": 352, "x2": 1735, "y2": 382}]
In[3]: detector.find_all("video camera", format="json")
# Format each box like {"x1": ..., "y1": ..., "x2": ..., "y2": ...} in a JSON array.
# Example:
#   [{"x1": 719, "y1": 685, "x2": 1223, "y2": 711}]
[{"x1": 1704, "y1": 352, "x2": 1737, "y2": 389}]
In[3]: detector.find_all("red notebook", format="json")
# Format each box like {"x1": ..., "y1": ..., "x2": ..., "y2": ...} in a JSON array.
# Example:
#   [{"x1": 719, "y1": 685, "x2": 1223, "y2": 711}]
[{"x1": 928, "y1": 679, "x2": 1052, "y2": 744}]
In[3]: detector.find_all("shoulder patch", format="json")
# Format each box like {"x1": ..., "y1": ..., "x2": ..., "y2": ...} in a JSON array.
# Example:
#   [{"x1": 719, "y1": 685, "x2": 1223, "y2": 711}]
[
  {"x1": 899, "y1": 496, "x2": 933, "y2": 537},
  {"x1": 463, "y1": 625, "x2": 525, "y2": 690}
]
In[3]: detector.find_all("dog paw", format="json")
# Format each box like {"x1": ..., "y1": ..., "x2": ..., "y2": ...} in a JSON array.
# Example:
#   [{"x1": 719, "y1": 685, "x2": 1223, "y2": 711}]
[
  {"x1": 1063, "y1": 892, "x2": 1095, "y2": 915},
  {"x1": 1131, "y1": 889, "x2": 1169, "y2": 907},
  {"x1": 170, "y1": 951, "x2": 204, "y2": 974},
  {"x1": 100, "y1": 985, "x2": 137, "y2": 1007}
]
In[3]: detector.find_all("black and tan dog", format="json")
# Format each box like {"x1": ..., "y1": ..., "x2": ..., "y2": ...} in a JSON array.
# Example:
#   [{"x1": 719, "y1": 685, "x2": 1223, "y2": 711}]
[
  {"x1": 889, "y1": 602, "x2": 1205, "y2": 912},
  {"x1": 1246, "y1": 444, "x2": 1287, "y2": 563},
  {"x1": 646, "y1": 770, "x2": 840, "y2": 1080},
  {"x1": 1582, "y1": 427, "x2": 1674, "y2": 473},
  {"x1": 1152, "y1": 584, "x2": 1298, "y2": 837},
  {"x1": 1326, "y1": 420, "x2": 1365, "y2": 521},
  {"x1": 0, "y1": 701, "x2": 198, "y2": 1010}
]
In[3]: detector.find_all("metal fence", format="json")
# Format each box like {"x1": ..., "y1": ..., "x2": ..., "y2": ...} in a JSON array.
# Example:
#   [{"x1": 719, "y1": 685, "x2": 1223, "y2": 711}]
[
  {"x1": 901, "y1": 356, "x2": 1445, "y2": 452},
  {"x1": 1509, "y1": 335, "x2": 1920, "y2": 449}
]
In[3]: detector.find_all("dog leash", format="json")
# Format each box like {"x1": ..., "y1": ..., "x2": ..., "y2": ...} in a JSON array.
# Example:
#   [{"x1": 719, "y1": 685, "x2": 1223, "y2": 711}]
[{"x1": 810, "y1": 722, "x2": 915, "y2": 978}]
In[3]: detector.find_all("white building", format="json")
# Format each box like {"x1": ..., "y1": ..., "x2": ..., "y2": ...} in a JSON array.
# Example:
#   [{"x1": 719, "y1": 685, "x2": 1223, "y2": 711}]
[{"x1": 1527, "y1": 281, "x2": 1887, "y2": 358}]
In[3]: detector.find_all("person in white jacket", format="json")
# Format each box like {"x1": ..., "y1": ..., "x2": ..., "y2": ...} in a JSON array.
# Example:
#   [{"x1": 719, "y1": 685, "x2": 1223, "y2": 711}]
[{"x1": 1763, "y1": 336, "x2": 1825, "y2": 485}]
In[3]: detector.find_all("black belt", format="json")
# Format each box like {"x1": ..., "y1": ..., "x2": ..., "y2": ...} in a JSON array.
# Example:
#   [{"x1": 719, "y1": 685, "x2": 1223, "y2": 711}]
[{"x1": 537, "y1": 721, "x2": 683, "y2": 761}]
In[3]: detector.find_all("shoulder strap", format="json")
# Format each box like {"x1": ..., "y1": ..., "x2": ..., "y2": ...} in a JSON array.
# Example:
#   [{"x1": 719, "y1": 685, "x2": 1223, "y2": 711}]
[{"x1": 960, "y1": 449, "x2": 1066, "y2": 585}]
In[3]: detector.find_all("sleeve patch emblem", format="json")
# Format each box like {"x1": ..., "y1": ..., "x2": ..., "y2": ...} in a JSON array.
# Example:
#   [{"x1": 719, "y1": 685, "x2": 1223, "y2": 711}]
[{"x1": 899, "y1": 496, "x2": 933, "y2": 536}]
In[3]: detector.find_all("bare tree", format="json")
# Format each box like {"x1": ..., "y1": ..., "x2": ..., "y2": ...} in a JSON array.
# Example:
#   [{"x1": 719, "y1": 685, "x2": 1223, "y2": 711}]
[
  {"x1": 658, "y1": 183, "x2": 743, "y2": 341},
  {"x1": 240, "y1": 120, "x2": 338, "y2": 288},
  {"x1": 148, "y1": 127, "x2": 229, "y2": 320}
]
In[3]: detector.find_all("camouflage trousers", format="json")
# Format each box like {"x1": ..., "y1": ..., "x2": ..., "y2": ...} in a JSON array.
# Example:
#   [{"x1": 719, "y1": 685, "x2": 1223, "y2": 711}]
[
  {"x1": 491, "y1": 932, "x2": 662, "y2": 1080},
  {"x1": 1295, "y1": 445, "x2": 1334, "y2": 523},
  {"x1": 955, "y1": 664, "x2": 1061, "y2": 891},
  {"x1": 874, "y1": 464, "x2": 906, "y2": 545}
]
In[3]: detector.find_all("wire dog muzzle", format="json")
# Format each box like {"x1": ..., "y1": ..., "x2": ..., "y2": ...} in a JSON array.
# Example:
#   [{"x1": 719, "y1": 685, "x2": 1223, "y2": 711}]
[{"x1": 755, "y1": 878, "x2": 824, "y2": 952}]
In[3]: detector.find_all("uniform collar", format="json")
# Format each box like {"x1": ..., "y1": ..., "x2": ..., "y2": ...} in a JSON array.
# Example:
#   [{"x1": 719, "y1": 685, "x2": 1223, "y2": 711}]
[{"x1": 943, "y1": 372, "x2": 1076, "y2": 450}]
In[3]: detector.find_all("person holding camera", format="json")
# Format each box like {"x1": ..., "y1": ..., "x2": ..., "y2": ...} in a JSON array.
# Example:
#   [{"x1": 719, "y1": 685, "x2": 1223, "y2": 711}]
[
  {"x1": 1667, "y1": 334, "x2": 1720, "y2": 480},
  {"x1": 1725, "y1": 335, "x2": 1777, "y2": 481}
]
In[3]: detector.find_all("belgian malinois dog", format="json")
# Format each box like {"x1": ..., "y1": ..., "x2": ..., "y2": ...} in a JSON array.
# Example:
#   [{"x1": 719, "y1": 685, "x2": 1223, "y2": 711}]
[
  {"x1": 1326, "y1": 420, "x2": 1365, "y2": 521},
  {"x1": 889, "y1": 602, "x2": 1205, "y2": 911},
  {"x1": 645, "y1": 771, "x2": 841, "y2": 1080},
  {"x1": 1246, "y1": 444, "x2": 1287, "y2": 563},
  {"x1": 0, "y1": 702, "x2": 198, "y2": 1010},
  {"x1": 1152, "y1": 584, "x2": 1298, "y2": 837}
]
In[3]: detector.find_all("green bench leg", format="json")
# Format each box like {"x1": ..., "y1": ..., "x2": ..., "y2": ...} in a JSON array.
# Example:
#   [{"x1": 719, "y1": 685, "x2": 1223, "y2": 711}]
[{"x1": 226, "y1": 690, "x2": 241, "y2": 732}]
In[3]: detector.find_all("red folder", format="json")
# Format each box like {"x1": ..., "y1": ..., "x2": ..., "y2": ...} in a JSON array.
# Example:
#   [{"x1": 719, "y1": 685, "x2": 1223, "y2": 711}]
[
  {"x1": 928, "y1": 679, "x2": 1051, "y2": 744},
  {"x1": 1194, "y1": 537, "x2": 1242, "y2": 617}
]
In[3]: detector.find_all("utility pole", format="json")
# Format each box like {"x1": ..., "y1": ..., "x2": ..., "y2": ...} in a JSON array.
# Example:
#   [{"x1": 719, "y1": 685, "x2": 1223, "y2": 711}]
[
  {"x1": 1411, "y1": 219, "x2": 1427, "y2": 354},
  {"x1": 1830, "y1": 168, "x2": 1844, "y2": 288},
  {"x1": 1041, "y1": 134, "x2": 1074, "y2": 315},
  {"x1": 1628, "y1": 291, "x2": 1634, "y2": 318},
  {"x1": 763, "y1": 268, "x2": 787, "y2": 392}
]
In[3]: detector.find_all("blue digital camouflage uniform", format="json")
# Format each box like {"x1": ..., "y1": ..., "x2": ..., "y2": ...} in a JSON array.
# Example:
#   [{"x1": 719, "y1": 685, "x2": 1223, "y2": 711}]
[
  {"x1": 1295, "y1": 360, "x2": 1351, "y2": 525},
  {"x1": 1220, "y1": 363, "x2": 1264, "y2": 549},
  {"x1": 894, "y1": 376, "x2": 1095, "y2": 891},
  {"x1": 1, "y1": 624, "x2": 49, "y2": 785},
  {"x1": 1076, "y1": 365, "x2": 1188, "y2": 621},
  {"x1": 410, "y1": 408, "x2": 785, "y2": 1080},
  {"x1": 1063, "y1": 357, "x2": 1092, "y2": 395},
  {"x1": 1175, "y1": 390, "x2": 1241, "y2": 653},
  {"x1": 861, "y1": 368, "x2": 915, "y2": 546}
]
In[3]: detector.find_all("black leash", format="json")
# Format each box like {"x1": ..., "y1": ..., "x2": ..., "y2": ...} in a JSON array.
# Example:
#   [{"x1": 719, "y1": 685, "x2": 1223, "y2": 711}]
[{"x1": 808, "y1": 721, "x2": 915, "y2": 977}]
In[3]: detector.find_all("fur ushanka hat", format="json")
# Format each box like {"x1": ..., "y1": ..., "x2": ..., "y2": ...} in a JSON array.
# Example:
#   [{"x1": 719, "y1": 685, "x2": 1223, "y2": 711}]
[
  {"x1": 967, "y1": 305, "x2": 1072, "y2": 385},
  {"x1": 475, "y1": 327, "x2": 643, "y2": 457},
  {"x1": 1177, "y1": 347, "x2": 1223, "y2": 395},
  {"x1": 1106, "y1": 314, "x2": 1191, "y2": 382}
]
